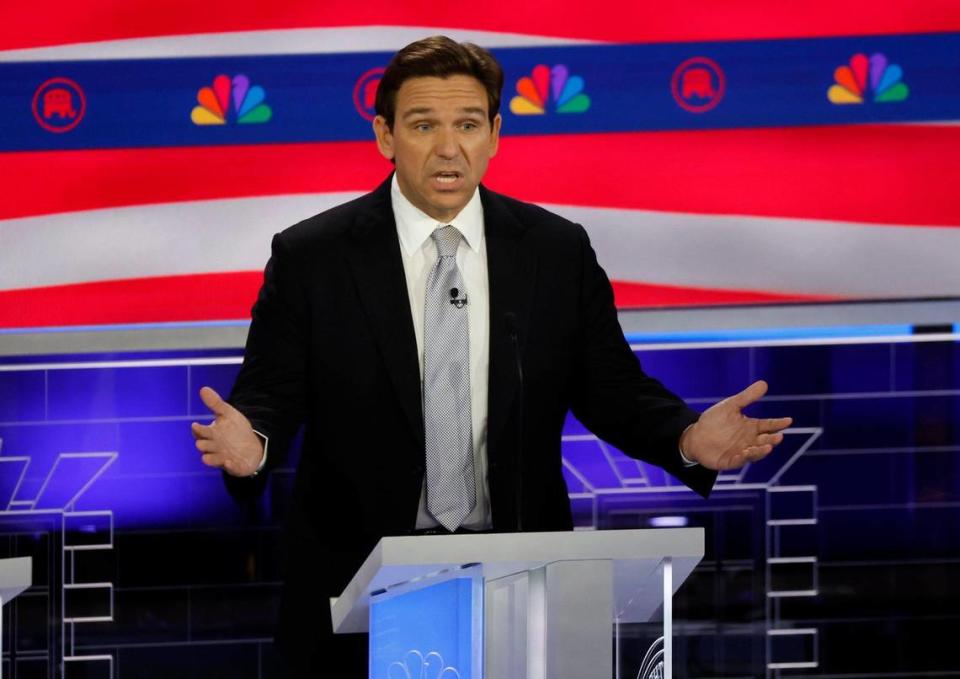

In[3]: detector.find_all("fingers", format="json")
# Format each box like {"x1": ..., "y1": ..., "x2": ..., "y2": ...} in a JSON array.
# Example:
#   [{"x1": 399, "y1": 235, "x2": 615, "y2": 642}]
[
  {"x1": 743, "y1": 444, "x2": 773, "y2": 459},
  {"x1": 759, "y1": 416, "x2": 793, "y2": 434},
  {"x1": 191, "y1": 421, "x2": 214, "y2": 440},
  {"x1": 730, "y1": 380, "x2": 768, "y2": 409},
  {"x1": 199, "y1": 386, "x2": 230, "y2": 417},
  {"x1": 757, "y1": 432, "x2": 784, "y2": 447},
  {"x1": 200, "y1": 452, "x2": 242, "y2": 476},
  {"x1": 719, "y1": 444, "x2": 773, "y2": 469},
  {"x1": 727, "y1": 429, "x2": 790, "y2": 467},
  {"x1": 195, "y1": 437, "x2": 217, "y2": 453},
  {"x1": 200, "y1": 453, "x2": 230, "y2": 471},
  {"x1": 194, "y1": 419, "x2": 221, "y2": 466}
]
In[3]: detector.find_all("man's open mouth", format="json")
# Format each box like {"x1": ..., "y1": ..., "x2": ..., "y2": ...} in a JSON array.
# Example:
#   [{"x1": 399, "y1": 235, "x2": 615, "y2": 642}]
[{"x1": 434, "y1": 172, "x2": 462, "y2": 184}]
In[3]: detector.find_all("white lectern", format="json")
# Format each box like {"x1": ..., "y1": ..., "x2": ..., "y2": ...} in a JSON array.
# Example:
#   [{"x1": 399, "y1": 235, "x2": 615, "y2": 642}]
[
  {"x1": 331, "y1": 529, "x2": 703, "y2": 679},
  {"x1": 0, "y1": 557, "x2": 32, "y2": 679}
]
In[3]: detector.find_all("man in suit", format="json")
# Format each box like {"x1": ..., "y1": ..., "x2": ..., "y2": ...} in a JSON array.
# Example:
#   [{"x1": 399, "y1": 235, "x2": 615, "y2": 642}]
[{"x1": 191, "y1": 36, "x2": 792, "y2": 678}]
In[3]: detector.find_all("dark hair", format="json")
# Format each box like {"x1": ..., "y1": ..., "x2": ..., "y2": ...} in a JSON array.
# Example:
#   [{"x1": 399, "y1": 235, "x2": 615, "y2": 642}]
[{"x1": 375, "y1": 35, "x2": 504, "y2": 129}]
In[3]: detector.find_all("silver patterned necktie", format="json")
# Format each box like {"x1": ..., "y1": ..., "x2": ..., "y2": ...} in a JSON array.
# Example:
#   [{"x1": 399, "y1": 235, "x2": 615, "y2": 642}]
[{"x1": 423, "y1": 225, "x2": 475, "y2": 531}]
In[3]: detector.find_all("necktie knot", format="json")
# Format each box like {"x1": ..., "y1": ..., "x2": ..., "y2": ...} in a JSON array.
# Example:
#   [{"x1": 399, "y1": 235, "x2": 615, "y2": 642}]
[{"x1": 432, "y1": 225, "x2": 462, "y2": 258}]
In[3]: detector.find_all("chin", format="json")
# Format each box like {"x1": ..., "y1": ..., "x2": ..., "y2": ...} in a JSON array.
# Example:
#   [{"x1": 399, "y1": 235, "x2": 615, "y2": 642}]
[{"x1": 429, "y1": 190, "x2": 464, "y2": 205}]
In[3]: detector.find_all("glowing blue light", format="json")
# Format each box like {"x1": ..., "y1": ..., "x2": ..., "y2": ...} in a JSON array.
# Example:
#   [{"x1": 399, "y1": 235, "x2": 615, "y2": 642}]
[{"x1": 650, "y1": 516, "x2": 689, "y2": 528}]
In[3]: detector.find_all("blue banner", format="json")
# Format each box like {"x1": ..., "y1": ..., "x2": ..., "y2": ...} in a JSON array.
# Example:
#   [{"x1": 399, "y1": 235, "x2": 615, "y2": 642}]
[{"x1": 1, "y1": 32, "x2": 958, "y2": 151}]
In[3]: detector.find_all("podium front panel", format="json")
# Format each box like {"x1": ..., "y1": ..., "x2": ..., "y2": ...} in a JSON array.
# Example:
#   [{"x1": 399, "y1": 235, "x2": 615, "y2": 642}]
[{"x1": 368, "y1": 565, "x2": 483, "y2": 679}]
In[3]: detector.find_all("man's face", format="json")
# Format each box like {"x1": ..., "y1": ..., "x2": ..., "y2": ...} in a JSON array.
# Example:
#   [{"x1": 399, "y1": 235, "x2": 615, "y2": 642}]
[{"x1": 374, "y1": 75, "x2": 501, "y2": 224}]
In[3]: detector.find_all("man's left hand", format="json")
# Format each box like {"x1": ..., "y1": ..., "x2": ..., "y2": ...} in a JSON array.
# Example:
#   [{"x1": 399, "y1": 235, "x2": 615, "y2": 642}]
[{"x1": 680, "y1": 380, "x2": 792, "y2": 471}]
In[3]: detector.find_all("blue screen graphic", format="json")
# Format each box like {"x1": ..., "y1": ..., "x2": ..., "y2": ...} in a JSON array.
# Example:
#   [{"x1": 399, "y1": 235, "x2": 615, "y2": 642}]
[{"x1": 369, "y1": 576, "x2": 481, "y2": 679}]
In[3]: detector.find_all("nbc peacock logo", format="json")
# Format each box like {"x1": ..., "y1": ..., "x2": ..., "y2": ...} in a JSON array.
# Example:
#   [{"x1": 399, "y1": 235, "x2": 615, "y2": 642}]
[
  {"x1": 827, "y1": 53, "x2": 909, "y2": 104},
  {"x1": 388, "y1": 650, "x2": 460, "y2": 679},
  {"x1": 509, "y1": 64, "x2": 590, "y2": 115},
  {"x1": 191, "y1": 74, "x2": 272, "y2": 125}
]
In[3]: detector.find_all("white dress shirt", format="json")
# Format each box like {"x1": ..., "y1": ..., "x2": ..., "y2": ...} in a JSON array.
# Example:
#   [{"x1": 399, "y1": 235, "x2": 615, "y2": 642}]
[{"x1": 391, "y1": 175, "x2": 492, "y2": 530}]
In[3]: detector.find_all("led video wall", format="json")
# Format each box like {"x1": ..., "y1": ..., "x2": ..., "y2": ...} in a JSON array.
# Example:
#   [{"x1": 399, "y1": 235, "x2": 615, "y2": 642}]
[
  {"x1": 1, "y1": 5, "x2": 959, "y2": 329},
  {"x1": 1, "y1": 337, "x2": 958, "y2": 676}
]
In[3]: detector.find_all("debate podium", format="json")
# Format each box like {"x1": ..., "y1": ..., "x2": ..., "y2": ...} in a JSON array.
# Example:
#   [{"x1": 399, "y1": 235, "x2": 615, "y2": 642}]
[
  {"x1": 0, "y1": 557, "x2": 32, "y2": 679},
  {"x1": 331, "y1": 529, "x2": 703, "y2": 679}
]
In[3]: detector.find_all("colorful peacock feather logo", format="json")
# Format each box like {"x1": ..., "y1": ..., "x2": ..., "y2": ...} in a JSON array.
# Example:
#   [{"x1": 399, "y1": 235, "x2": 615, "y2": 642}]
[
  {"x1": 191, "y1": 74, "x2": 272, "y2": 125},
  {"x1": 509, "y1": 64, "x2": 590, "y2": 115},
  {"x1": 827, "y1": 53, "x2": 909, "y2": 104}
]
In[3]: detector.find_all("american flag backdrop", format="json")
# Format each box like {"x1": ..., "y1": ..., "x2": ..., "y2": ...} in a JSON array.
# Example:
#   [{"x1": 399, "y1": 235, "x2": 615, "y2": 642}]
[{"x1": 2, "y1": 1, "x2": 959, "y2": 330}]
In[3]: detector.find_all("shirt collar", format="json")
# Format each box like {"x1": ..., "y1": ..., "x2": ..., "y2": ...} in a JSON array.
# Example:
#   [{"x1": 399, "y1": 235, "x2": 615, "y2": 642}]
[{"x1": 391, "y1": 174, "x2": 484, "y2": 256}]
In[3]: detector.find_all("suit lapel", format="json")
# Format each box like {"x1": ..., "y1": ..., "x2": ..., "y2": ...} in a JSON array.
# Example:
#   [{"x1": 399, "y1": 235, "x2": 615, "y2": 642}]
[
  {"x1": 345, "y1": 177, "x2": 425, "y2": 451},
  {"x1": 482, "y1": 186, "x2": 538, "y2": 464}
]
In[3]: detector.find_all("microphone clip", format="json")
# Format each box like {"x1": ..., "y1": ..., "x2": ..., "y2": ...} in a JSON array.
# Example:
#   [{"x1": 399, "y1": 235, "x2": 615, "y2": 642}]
[{"x1": 449, "y1": 287, "x2": 468, "y2": 309}]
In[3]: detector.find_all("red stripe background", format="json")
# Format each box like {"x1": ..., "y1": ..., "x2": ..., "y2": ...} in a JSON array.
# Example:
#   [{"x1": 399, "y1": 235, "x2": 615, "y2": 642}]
[
  {"x1": 3, "y1": 1, "x2": 959, "y2": 51},
  {"x1": 4, "y1": 126, "x2": 959, "y2": 227}
]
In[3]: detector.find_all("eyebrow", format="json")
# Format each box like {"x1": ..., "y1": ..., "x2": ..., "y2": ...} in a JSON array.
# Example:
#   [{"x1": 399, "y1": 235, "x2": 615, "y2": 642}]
[{"x1": 401, "y1": 106, "x2": 487, "y2": 119}]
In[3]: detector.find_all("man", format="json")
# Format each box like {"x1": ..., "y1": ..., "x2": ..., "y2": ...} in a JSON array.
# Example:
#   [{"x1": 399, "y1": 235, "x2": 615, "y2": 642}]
[{"x1": 191, "y1": 36, "x2": 791, "y2": 678}]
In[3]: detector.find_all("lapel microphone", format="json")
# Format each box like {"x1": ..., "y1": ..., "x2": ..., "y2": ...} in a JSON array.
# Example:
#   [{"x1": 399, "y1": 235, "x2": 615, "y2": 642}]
[{"x1": 449, "y1": 287, "x2": 468, "y2": 309}]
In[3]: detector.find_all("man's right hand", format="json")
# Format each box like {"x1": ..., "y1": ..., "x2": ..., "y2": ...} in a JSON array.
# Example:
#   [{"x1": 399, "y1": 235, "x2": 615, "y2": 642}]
[{"x1": 191, "y1": 386, "x2": 264, "y2": 477}]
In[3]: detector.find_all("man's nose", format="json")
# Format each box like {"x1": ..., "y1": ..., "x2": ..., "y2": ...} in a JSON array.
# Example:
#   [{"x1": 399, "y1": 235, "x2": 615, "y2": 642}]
[{"x1": 433, "y1": 128, "x2": 459, "y2": 159}]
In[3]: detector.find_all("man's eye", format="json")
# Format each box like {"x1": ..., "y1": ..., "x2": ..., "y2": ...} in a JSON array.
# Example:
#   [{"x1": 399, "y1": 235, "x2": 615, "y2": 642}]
[
  {"x1": 415, "y1": 123, "x2": 432, "y2": 132},
  {"x1": 462, "y1": 122, "x2": 478, "y2": 130}
]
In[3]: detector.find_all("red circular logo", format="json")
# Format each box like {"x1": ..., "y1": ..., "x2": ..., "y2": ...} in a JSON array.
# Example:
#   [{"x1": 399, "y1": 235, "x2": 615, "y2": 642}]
[
  {"x1": 353, "y1": 67, "x2": 385, "y2": 121},
  {"x1": 671, "y1": 57, "x2": 726, "y2": 113},
  {"x1": 32, "y1": 77, "x2": 87, "y2": 133}
]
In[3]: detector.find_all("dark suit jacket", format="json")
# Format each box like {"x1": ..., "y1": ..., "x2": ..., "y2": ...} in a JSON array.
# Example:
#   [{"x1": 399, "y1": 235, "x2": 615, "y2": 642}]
[{"x1": 227, "y1": 175, "x2": 716, "y2": 676}]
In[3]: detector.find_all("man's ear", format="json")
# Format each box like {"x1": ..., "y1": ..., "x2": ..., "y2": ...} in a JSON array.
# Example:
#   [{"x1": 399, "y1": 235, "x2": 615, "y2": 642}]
[
  {"x1": 489, "y1": 113, "x2": 502, "y2": 158},
  {"x1": 373, "y1": 116, "x2": 394, "y2": 161}
]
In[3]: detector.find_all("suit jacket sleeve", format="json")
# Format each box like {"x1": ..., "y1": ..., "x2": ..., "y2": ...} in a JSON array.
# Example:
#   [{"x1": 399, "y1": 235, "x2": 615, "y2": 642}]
[
  {"x1": 227, "y1": 231, "x2": 310, "y2": 476},
  {"x1": 567, "y1": 225, "x2": 717, "y2": 498}
]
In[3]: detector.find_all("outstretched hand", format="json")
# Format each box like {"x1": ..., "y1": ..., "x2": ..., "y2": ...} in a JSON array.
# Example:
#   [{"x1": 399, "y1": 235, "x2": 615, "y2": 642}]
[
  {"x1": 191, "y1": 387, "x2": 264, "y2": 477},
  {"x1": 680, "y1": 380, "x2": 792, "y2": 471}
]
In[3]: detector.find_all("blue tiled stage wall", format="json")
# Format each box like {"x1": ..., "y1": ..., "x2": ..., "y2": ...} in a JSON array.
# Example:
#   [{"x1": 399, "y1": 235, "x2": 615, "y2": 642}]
[{"x1": 0, "y1": 339, "x2": 957, "y2": 677}]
